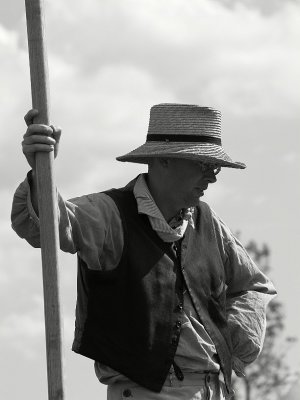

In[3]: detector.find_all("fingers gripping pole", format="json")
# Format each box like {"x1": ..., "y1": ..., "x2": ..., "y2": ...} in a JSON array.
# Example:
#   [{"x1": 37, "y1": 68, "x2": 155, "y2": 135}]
[{"x1": 25, "y1": 1, "x2": 65, "y2": 399}]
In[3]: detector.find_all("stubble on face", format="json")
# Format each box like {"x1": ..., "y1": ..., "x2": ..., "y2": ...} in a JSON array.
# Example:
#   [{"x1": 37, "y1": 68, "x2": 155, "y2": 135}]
[{"x1": 164, "y1": 158, "x2": 214, "y2": 209}]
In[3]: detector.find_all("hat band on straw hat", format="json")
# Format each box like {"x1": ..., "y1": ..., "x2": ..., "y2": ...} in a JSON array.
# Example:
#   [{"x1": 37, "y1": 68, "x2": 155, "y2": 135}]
[
  {"x1": 147, "y1": 134, "x2": 222, "y2": 145},
  {"x1": 116, "y1": 103, "x2": 246, "y2": 169}
]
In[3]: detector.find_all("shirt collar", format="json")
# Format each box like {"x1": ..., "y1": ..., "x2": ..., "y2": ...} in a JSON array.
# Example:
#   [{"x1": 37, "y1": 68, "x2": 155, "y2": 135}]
[{"x1": 133, "y1": 174, "x2": 195, "y2": 242}]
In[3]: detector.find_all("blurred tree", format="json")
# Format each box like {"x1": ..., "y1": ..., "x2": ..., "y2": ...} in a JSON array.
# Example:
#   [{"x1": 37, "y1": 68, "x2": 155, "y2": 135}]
[{"x1": 232, "y1": 240, "x2": 298, "y2": 400}]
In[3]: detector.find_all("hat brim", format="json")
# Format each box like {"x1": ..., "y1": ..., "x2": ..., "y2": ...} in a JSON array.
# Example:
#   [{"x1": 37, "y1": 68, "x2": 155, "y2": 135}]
[{"x1": 116, "y1": 142, "x2": 246, "y2": 169}]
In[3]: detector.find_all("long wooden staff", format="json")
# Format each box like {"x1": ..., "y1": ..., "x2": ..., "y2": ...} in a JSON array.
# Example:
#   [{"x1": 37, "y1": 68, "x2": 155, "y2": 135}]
[{"x1": 25, "y1": 1, "x2": 65, "y2": 399}]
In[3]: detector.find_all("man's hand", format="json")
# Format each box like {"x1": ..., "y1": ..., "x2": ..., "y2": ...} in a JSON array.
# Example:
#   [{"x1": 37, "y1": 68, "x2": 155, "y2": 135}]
[
  {"x1": 22, "y1": 109, "x2": 62, "y2": 170},
  {"x1": 22, "y1": 109, "x2": 62, "y2": 215}
]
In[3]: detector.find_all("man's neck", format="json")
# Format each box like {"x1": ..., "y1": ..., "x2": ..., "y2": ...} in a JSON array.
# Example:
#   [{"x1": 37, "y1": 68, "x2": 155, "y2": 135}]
[{"x1": 146, "y1": 174, "x2": 181, "y2": 223}]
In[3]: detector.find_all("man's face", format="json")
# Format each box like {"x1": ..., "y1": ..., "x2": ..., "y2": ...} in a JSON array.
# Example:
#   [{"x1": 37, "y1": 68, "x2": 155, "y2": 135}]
[{"x1": 164, "y1": 158, "x2": 219, "y2": 207}]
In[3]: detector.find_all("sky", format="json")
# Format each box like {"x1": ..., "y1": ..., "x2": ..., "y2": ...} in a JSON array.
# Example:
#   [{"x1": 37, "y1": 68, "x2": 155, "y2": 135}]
[{"x1": 0, "y1": 0, "x2": 299, "y2": 399}]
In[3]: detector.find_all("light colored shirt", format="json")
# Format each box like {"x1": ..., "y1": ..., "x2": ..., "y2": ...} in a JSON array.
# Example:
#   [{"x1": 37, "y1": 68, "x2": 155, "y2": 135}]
[
  {"x1": 12, "y1": 173, "x2": 220, "y2": 384},
  {"x1": 96, "y1": 174, "x2": 220, "y2": 384},
  {"x1": 133, "y1": 175, "x2": 220, "y2": 370},
  {"x1": 11, "y1": 173, "x2": 276, "y2": 381}
]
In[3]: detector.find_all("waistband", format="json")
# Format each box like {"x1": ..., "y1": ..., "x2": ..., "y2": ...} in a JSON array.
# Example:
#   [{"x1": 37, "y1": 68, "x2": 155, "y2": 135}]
[{"x1": 164, "y1": 371, "x2": 219, "y2": 387}]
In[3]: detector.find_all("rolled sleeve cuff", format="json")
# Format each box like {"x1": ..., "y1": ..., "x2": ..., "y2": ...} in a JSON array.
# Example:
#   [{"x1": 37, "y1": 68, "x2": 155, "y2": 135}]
[
  {"x1": 232, "y1": 356, "x2": 246, "y2": 377},
  {"x1": 26, "y1": 171, "x2": 40, "y2": 226}
]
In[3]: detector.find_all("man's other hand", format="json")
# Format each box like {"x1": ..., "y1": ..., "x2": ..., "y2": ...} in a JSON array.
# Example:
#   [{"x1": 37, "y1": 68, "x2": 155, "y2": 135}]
[{"x1": 22, "y1": 109, "x2": 62, "y2": 169}]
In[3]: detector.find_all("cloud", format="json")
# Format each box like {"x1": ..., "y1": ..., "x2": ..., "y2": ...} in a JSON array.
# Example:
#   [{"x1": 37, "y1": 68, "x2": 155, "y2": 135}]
[
  {"x1": 0, "y1": 292, "x2": 75, "y2": 359},
  {"x1": 0, "y1": 295, "x2": 44, "y2": 339},
  {"x1": 38, "y1": 0, "x2": 300, "y2": 118},
  {"x1": 212, "y1": 0, "x2": 300, "y2": 16},
  {"x1": 252, "y1": 195, "x2": 267, "y2": 206},
  {"x1": 0, "y1": 24, "x2": 29, "y2": 118},
  {"x1": 0, "y1": 294, "x2": 44, "y2": 359},
  {"x1": 281, "y1": 152, "x2": 298, "y2": 165},
  {"x1": 1, "y1": 3, "x2": 300, "y2": 398},
  {"x1": 0, "y1": 2, "x2": 23, "y2": 29},
  {"x1": 1, "y1": 0, "x2": 299, "y2": 192}
]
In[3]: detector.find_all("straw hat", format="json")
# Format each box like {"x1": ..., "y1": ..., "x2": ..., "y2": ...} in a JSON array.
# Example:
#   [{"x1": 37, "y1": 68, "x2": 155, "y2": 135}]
[{"x1": 116, "y1": 103, "x2": 246, "y2": 169}]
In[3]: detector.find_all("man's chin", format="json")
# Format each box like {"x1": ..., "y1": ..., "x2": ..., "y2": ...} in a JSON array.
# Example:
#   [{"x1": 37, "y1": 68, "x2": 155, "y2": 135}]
[
  {"x1": 196, "y1": 190, "x2": 205, "y2": 199},
  {"x1": 189, "y1": 194, "x2": 203, "y2": 207}
]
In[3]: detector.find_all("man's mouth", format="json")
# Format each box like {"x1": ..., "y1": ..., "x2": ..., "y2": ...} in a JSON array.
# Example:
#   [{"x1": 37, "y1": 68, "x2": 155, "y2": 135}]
[
  {"x1": 197, "y1": 185, "x2": 208, "y2": 192},
  {"x1": 194, "y1": 187, "x2": 205, "y2": 196}
]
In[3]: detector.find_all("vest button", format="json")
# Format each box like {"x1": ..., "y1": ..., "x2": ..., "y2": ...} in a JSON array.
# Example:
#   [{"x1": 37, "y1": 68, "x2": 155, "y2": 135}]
[
  {"x1": 123, "y1": 389, "x2": 132, "y2": 397},
  {"x1": 176, "y1": 321, "x2": 182, "y2": 329}
]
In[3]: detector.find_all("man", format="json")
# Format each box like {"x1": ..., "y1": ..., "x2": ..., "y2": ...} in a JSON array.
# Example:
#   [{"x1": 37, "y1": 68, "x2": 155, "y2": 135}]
[{"x1": 12, "y1": 103, "x2": 276, "y2": 400}]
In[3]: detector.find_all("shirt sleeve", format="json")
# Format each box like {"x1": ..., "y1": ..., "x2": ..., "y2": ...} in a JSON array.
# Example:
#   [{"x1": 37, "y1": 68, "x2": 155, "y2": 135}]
[
  {"x1": 211, "y1": 209, "x2": 277, "y2": 376},
  {"x1": 11, "y1": 174, "x2": 124, "y2": 271}
]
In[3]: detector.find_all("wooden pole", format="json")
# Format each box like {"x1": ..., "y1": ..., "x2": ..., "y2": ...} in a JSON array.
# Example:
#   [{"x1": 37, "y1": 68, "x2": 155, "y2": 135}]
[{"x1": 25, "y1": 1, "x2": 65, "y2": 399}]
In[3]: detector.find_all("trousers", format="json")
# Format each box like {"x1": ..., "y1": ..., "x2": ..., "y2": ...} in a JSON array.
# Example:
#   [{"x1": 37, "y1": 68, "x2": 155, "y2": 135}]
[{"x1": 107, "y1": 372, "x2": 227, "y2": 400}]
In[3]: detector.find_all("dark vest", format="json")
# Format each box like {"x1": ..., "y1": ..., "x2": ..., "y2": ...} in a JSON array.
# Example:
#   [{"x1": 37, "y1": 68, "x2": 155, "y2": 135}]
[
  {"x1": 72, "y1": 185, "x2": 234, "y2": 395},
  {"x1": 73, "y1": 187, "x2": 186, "y2": 392}
]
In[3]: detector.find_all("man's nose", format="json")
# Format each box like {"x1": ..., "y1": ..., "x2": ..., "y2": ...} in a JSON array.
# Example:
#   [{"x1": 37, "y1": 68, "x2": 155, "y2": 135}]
[{"x1": 205, "y1": 170, "x2": 217, "y2": 183}]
